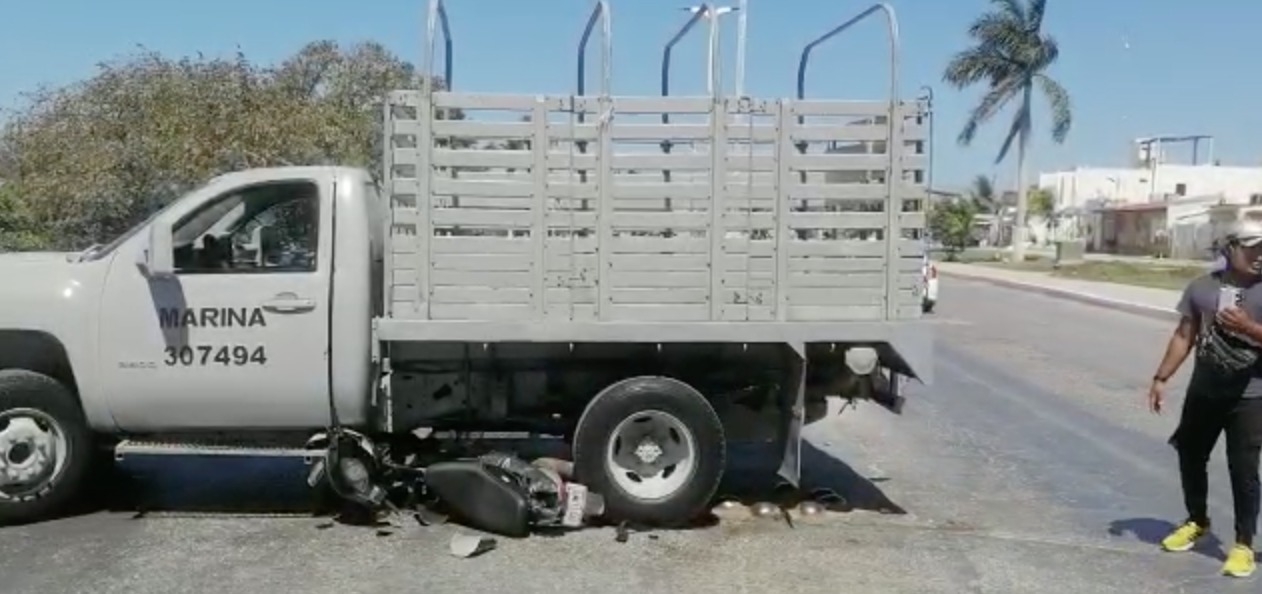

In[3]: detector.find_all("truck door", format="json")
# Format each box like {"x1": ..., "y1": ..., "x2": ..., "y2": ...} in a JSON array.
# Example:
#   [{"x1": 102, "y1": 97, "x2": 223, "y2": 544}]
[{"x1": 98, "y1": 175, "x2": 334, "y2": 430}]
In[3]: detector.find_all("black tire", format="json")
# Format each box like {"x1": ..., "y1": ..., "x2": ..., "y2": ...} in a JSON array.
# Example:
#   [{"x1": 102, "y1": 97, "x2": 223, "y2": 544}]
[
  {"x1": 0, "y1": 369, "x2": 93, "y2": 525},
  {"x1": 572, "y1": 376, "x2": 725, "y2": 527}
]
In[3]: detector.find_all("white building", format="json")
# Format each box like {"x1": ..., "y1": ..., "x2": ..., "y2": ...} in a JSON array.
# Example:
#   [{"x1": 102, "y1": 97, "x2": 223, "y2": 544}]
[{"x1": 1038, "y1": 165, "x2": 1262, "y2": 210}]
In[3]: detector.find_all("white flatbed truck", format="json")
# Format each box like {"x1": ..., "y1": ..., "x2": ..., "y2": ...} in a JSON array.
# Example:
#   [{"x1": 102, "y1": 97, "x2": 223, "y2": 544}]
[{"x1": 0, "y1": 0, "x2": 932, "y2": 529}]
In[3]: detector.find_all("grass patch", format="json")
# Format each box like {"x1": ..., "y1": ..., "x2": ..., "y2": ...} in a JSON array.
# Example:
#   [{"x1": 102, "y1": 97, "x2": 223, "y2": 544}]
[
  {"x1": 940, "y1": 248, "x2": 1045, "y2": 264},
  {"x1": 980, "y1": 258, "x2": 1206, "y2": 290}
]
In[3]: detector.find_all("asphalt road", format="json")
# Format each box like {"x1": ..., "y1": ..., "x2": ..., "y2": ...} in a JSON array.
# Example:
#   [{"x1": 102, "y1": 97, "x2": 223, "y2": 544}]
[{"x1": 2, "y1": 277, "x2": 1255, "y2": 593}]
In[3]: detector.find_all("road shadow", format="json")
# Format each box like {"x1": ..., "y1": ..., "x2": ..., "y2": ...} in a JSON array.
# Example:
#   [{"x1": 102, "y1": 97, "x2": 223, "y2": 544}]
[
  {"x1": 1108, "y1": 517, "x2": 1226, "y2": 561},
  {"x1": 73, "y1": 438, "x2": 904, "y2": 529},
  {"x1": 93, "y1": 456, "x2": 323, "y2": 517},
  {"x1": 718, "y1": 439, "x2": 905, "y2": 515}
]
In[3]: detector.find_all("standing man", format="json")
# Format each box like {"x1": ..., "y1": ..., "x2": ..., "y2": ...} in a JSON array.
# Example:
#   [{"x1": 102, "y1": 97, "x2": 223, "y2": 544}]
[{"x1": 1150, "y1": 220, "x2": 1262, "y2": 578}]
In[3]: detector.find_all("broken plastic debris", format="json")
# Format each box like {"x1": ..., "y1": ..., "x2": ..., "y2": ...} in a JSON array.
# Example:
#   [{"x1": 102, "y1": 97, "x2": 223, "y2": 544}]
[
  {"x1": 449, "y1": 533, "x2": 497, "y2": 558},
  {"x1": 797, "y1": 500, "x2": 825, "y2": 516},
  {"x1": 614, "y1": 521, "x2": 630, "y2": 543},
  {"x1": 749, "y1": 502, "x2": 780, "y2": 518},
  {"x1": 791, "y1": 500, "x2": 828, "y2": 524},
  {"x1": 414, "y1": 508, "x2": 449, "y2": 527},
  {"x1": 710, "y1": 498, "x2": 746, "y2": 522},
  {"x1": 531, "y1": 457, "x2": 574, "y2": 480}
]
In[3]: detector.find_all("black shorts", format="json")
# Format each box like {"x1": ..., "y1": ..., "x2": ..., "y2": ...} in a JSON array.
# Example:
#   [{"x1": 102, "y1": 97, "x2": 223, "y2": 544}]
[{"x1": 1169, "y1": 390, "x2": 1262, "y2": 454}]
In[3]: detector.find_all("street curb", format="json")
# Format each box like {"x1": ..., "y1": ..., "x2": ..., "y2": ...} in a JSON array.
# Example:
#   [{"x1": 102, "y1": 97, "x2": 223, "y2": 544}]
[{"x1": 939, "y1": 269, "x2": 1180, "y2": 322}]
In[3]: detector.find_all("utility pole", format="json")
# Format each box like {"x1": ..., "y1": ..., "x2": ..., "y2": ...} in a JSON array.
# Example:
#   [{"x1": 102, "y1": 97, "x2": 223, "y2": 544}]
[
  {"x1": 919, "y1": 85, "x2": 934, "y2": 195},
  {"x1": 735, "y1": 0, "x2": 748, "y2": 98}
]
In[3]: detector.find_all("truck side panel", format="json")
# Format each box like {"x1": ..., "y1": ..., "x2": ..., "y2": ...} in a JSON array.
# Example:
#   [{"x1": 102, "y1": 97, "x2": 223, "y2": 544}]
[
  {"x1": 383, "y1": 92, "x2": 929, "y2": 323},
  {"x1": 95, "y1": 168, "x2": 350, "y2": 430}
]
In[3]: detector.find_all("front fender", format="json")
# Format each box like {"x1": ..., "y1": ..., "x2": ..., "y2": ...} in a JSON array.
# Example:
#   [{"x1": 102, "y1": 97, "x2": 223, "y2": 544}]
[{"x1": 0, "y1": 256, "x2": 113, "y2": 430}]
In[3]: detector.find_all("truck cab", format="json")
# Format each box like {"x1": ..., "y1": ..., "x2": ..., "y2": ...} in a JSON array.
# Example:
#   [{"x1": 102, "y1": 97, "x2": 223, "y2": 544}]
[
  {"x1": 0, "y1": 167, "x2": 383, "y2": 522},
  {"x1": 96, "y1": 166, "x2": 381, "y2": 431}
]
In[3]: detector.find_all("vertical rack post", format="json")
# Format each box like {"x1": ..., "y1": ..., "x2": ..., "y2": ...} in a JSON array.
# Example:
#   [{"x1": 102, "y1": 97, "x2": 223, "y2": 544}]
[
  {"x1": 793, "y1": 3, "x2": 901, "y2": 319},
  {"x1": 575, "y1": 1, "x2": 613, "y2": 318},
  {"x1": 418, "y1": 0, "x2": 455, "y2": 318}
]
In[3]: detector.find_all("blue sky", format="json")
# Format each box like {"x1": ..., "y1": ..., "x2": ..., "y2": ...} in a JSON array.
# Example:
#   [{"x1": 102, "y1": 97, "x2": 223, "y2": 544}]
[{"x1": 1, "y1": 0, "x2": 1258, "y2": 190}]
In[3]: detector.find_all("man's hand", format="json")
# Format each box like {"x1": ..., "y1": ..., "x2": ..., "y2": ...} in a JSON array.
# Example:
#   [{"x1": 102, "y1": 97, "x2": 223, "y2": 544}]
[
  {"x1": 1148, "y1": 379, "x2": 1166, "y2": 414},
  {"x1": 1217, "y1": 306, "x2": 1258, "y2": 336}
]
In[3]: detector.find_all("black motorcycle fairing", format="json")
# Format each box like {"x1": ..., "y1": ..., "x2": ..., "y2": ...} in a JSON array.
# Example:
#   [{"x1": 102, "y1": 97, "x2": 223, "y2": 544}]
[{"x1": 425, "y1": 460, "x2": 533, "y2": 538}]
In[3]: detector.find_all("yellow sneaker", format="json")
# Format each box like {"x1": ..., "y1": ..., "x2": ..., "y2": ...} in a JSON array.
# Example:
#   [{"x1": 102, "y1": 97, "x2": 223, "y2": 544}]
[
  {"x1": 1222, "y1": 545, "x2": 1256, "y2": 578},
  {"x1": 1161, "y1": 521, "x2": 1208, "y2": 552}
]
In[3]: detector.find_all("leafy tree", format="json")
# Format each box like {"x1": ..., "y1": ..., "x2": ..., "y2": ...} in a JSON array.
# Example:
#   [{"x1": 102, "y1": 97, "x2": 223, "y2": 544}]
[
  {"x1": 0, "y1": 41, "x2": 456, "y2": 251},
  {"x1": 943, "y1": 0, "x2": 1072, "y2": 262},
  {"x1": 0, "y1": 182, "x2": 49, "y2": 251},
  {"x1": 929, "y1": 198, "x2": 979, "y2": 258},
  {"x1": 1028, "y1": 186, "x2": 1055, "y2": 220}
]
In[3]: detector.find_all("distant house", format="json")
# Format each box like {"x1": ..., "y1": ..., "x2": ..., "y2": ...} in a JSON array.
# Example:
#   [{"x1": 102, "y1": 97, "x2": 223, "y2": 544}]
[
  {"x1": 1089, "y1": 193, "x2": 1232, "y2": 258},
  {"x1": 1040, "y1": 165, "x2": 1262, "y2": 210}
]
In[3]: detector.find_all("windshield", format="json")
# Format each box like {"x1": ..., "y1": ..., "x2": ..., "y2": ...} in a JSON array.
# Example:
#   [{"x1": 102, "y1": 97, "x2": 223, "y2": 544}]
[
  {"x1": 79, "y1": 182, "x2": 212, "y2": 262},
  {"x1": 79, "y1": 203, "x2": 171, "y2": 262}
]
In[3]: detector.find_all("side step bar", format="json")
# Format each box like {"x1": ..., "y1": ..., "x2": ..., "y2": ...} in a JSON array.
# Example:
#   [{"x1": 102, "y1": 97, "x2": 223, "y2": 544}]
[
  {"x1": 113, "y1": 432, "x2": 568, "y2": 462},
  {"x1": 114, "y1": 439, "x2": 324, "y2": 461}
]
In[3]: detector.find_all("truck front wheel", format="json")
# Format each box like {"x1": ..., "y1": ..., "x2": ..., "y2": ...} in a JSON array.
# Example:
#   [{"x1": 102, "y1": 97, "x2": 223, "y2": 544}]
[
  {"x1": 0, "y1": 370, "x2": 93, "y2": 525},
  {"x1": 572, "y1": 376, "x2": 725, "y2": 527}
]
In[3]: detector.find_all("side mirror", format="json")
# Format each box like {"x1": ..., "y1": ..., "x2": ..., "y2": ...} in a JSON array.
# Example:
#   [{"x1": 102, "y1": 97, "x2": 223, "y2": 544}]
[{"x1": 137, "y1": 224, "x2": 176, "y2": 278}]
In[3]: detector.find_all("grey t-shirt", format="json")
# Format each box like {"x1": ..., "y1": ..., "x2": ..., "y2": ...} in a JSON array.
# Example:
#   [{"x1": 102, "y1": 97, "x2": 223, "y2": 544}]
[{"x1": 1176, "y1": 273, "x2": 1262, "y2": 398}]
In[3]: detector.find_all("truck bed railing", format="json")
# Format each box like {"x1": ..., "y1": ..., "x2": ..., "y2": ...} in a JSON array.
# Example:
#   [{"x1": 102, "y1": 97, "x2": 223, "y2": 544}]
[
  {"x1": 575, "y1": 0, "x2": 612, "y2": 98},
  {"x1": 383, "y1": 0, "x2": 929, "y2": 325},
  {"x1": 659, "y1": 4, "x2": 712, "y2": 186},
  {"x1": 573, "y1": 1, "x2": 611, "y2": 185},
  {"x1": 795, "y1": 3, "x2": 903, "y2": 318},
  {"x1": 421, "y1": 0, "x2": 453, "y2": 92}
]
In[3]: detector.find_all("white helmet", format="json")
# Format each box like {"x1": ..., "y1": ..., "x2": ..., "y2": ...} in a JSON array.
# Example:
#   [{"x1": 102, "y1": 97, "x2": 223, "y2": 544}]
[{"x1": 1223, "y1": 220, "x2": 1262, "y2": 248}]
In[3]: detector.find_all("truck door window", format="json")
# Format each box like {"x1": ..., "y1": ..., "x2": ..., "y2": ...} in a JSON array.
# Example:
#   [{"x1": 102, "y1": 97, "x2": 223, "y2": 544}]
[{"x1": 172, "y1": 180, "x2": 320, "y2": 274}]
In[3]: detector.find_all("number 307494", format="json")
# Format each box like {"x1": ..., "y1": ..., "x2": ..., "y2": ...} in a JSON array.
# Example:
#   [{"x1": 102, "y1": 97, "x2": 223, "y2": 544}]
[{"x1": 163, "y1": 345, "x2": 268, "y2": 367}]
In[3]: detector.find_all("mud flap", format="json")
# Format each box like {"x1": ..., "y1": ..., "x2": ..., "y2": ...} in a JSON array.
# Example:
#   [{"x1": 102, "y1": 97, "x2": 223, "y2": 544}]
[
  {"x1": 776, "y1": 342, "x2": 806, "y2": 488},
  {"x1": 871, "y1": 370, "x2": 906, "y2": 415}
]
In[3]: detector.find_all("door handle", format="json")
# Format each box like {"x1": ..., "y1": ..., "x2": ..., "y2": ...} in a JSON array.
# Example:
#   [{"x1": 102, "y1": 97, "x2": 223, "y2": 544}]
[{"x1": 262, "y1": 294, "x2": 316, "y2": 313}]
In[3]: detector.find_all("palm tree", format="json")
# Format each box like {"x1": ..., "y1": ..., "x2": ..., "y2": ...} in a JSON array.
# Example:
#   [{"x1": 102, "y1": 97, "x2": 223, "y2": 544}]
[{"x1": 943, "y1": 0, "x2": 1071, "y2": 262}]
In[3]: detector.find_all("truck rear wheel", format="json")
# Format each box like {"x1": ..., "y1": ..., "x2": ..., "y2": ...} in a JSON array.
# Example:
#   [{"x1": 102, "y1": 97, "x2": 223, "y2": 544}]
[
  {"x1": 572, "y1": 376, "x2": 725, "y2": 527},
  {"x1": 0, "y1": 370, "x2": 93, "y2": 525}
]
